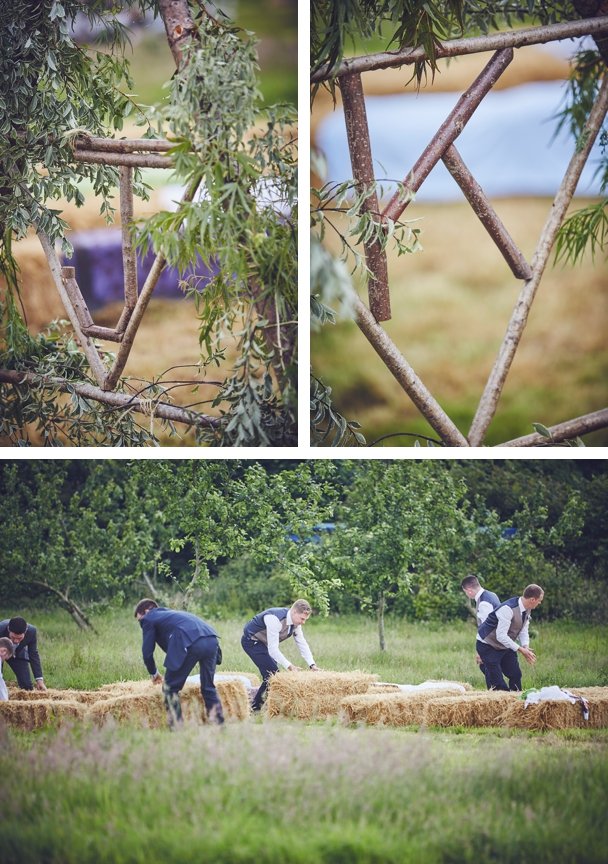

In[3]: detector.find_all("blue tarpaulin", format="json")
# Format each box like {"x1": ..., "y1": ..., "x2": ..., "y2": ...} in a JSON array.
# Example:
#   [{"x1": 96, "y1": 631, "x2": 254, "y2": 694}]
[{"x1": 316, "y1": 81, "x2": 604, "y2": 200}]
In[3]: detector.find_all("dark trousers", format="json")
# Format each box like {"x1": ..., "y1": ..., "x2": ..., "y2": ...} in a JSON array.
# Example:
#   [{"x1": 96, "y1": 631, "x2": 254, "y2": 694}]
[
  {"x1": 477, "y1": 642, "x2": 522, "y2": 691},
  {"x1": 5, "y1": 656, "x2": 34, "y2": 690},
  {"x1": 241, "y1": 634, "x2": 278, "y2": 711},
  {"x1": 163, "y1": 636, "x2": 224, "y2": 727}
]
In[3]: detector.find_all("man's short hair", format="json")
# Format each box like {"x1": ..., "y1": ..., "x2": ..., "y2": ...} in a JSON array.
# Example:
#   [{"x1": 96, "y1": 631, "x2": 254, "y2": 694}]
[
  {"x1": 461, "y1": 575, "x2": 480, "y2": 591},
  {"x1": 0, "y1": 637, "x2": 15, "y2": 656},
  {"x1": 291, "y1": 599, "x2": 312, "y2": 615},
  {"x1": 523, "y1": 584, "x2": 544, "y2": 599},
  {"x1": 8, "y1": 616, "x2": 27, "y2": 635},
  {"x1": 134, "y1": 598, "x2": 159, "y2": 618}
]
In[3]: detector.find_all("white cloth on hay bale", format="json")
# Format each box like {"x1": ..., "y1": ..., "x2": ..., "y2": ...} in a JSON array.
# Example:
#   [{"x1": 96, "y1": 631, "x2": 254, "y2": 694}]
[{"x1": 372, "y1": 680, "x2": 468, "y2": 693}]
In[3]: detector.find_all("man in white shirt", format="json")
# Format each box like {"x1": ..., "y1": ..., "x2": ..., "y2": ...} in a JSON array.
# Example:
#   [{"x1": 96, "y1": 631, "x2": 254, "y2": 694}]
[
  {"x1": 0, "y1": 637, "x2": 15, "y2": 701},
  {"x1": 241, "y1": 600, "x2": 320, "y2": 711},
  {"x1": 461, "y1": 575, "x2": 500, "y2": 687},
  {"x1": 477, "y1": 584, "x2": 544, "y2": 691}
]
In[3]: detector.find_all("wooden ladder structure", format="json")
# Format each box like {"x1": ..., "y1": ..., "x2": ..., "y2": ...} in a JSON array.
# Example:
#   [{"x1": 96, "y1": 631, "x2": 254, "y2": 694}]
[{"x1": 312, "y1": 17, "x2": 608, "y2": 446}]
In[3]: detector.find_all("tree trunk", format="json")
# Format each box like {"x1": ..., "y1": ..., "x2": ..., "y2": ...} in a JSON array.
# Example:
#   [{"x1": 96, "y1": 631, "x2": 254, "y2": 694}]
[
  {"x1": 30, "y1": 581, "x2": 98, "y2": 633},
  {"x1": 377, "y1": 591, "x2": 386, "y2": 651}
]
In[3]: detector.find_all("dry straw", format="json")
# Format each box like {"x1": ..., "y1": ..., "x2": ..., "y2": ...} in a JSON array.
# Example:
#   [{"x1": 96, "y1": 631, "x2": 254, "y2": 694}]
[
  {"x1": 0, "y1": 699, "x2": 87, "y2": 731},
  {"x1": 496, "y1": 686, "x2": 608, "y2": 731},
  {"x1": 0, "y1": 677, "x2": 251, "y2": 731},
  {"x1": 340, "y1": 686, "x2": 469, "y2": 726},
  {"x1": 423, "y1": 691, "x2": 518, "y2": 727},
  {"x1": 266, "y1": 671, "x2": 377, "y2": 720}
]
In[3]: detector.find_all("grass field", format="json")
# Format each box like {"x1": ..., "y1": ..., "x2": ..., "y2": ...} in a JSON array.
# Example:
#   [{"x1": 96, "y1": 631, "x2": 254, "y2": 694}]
[{"x1": 1, "y1": 607, "x2": 607, "y2": 863}]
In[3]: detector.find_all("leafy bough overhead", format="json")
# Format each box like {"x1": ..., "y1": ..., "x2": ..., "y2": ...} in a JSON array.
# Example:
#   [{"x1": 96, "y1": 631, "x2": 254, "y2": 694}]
[
  {"x1": 0, "y1": 0, "x2": 297, "y2": 446},
  {"x1": 310, "y1": 1, "x2": 608, "y2": 447}
]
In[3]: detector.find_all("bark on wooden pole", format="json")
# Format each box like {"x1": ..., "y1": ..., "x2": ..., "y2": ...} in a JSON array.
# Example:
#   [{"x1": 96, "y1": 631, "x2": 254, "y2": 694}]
[
  {"x1": 311, "y1": 17, "x2": 608, "y2": 82},
  {"x1": 119, "y1": 165, "x2": 138, "y2": 310},
  {"x1": 38, "y1": 233, "x2": 107, "y2": 386},
  {"x1": 499, "y1": 408, "x2": 608, "y2": 446},
  {"x1": 442, "y1": 145, "x2": 532, "y2": 280},
  {"x1": 354, "y1": 297, "x2": 468, "y2": 445},
  {"x1": 382, "y1": 49, "x2": 513, "y2": 224},
  {"x1": 340, "y1": 72, "x2": 391, "y2": 322},
  {"x1": 468, "y1": 75, "x2": 608, "y2": 446}
]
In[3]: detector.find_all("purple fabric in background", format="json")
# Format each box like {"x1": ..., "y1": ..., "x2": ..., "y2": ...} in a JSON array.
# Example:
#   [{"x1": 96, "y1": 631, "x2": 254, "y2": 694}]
[{"x1": 63, "y1": 228, "x2": 219, "y2": 310}]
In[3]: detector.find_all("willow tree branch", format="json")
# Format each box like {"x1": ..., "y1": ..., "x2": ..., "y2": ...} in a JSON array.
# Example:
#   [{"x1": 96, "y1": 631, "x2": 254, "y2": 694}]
[{"x1": 0, "y1": 369, "x2": 221, "y2": 429}]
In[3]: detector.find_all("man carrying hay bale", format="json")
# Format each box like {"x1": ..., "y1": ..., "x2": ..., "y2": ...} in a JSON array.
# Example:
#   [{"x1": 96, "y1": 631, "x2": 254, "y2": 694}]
[
  {"x1": 241, "y1": 599, "x2": 319, "y2": 712},
  {"x1": 477, "y1": 584, "x2": 544, "y2": 691},
  {"x1": 0, "y1": 637, "x2": 15, "y2": 701},
  {"x1": 134, "y1": 599, "x2": 224, "y2": 729},
  {"x1": 0, "y1": 616, "x2": 47, "y2": 691},
  {"x1": 461, "y1": 575, "x2": 500, "y2": 688}
]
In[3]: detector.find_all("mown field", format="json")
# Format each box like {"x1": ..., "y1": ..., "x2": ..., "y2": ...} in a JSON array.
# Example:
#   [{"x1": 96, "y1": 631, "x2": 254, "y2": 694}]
[{"x1": 1, "y1": 607, "x2": 607, "y2": 863}]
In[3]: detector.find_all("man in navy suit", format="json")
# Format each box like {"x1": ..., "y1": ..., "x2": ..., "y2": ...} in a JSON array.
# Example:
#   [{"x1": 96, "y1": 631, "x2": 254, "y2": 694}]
[
  {"x1": 134, "y1": 599, "x2": 224, "y2": 728},
  {"x1": 0, "y1": 616, "x2": 47, "y2": 691}
]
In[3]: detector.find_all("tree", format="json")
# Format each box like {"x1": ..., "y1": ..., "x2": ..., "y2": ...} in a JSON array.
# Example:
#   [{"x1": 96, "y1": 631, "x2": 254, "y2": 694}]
[
  {"x1": 0, "y1": 461, "x2": 162, "y2": 628},
  {"x1": 0, "y1": 1, "x2": 296, "y2": 446},
  {"x1": 132, "y1": 460, "x2": 341, "y2": 612},
  {"x1": 311, "y1": 1, "x2": 608, "y2": 446},
  {"x1": 326, "y1": 460, "x2": 470, "y2": 649}
]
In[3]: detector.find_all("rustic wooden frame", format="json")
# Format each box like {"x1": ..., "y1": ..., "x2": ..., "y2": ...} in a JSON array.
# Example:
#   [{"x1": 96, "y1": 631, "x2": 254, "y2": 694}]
[{"x1": 313, "y1": 17, "x2": 608, "y2": 446}]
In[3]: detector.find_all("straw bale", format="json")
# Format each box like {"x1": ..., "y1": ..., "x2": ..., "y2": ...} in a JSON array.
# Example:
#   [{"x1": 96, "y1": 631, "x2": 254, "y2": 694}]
[
  {"x1": 497, "y1": 691, "x2": 608, "y2": 731},
  {"x1": 88, "y1": 679, "x2": 249, "y2": 726},
  {"x1": 0, "y1": 699, "x2": 86, "y2": 731},
  {"x1": 7, "y1": 687, "x2": 107, "y2": 705},
  {"x1": 340, "y1": 688, "x2": 470, "y2": 726},
  {"x1": 423, "y1": 692, "x2": 518, "y2": 727},
  {"x1": 266, "y1": 671, "x2": 377, "y2": 720}
]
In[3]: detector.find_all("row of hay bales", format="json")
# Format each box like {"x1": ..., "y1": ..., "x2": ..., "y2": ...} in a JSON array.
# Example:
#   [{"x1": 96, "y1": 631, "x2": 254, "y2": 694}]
[
  {"x1": 264, "y1": 673, "x2": 608, "y2": 732},
  {"x1": 0, "y1": 672, "x2": 257, "y2": 732},
  {"x1": 2, "y1": 670, "x2": 606, "y2": 733}
]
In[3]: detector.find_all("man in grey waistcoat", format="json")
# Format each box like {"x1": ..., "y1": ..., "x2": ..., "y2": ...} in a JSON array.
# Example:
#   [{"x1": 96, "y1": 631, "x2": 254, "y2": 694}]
[
  {"x1": 241, "y1": 599, "x2": 320, "y2": 711},
  {"x1": 477, "y1": 584, "x2": 544, "y2": 691},
  {"x1": 461, "y1": 575, "x2": 500, "y2": 688}
]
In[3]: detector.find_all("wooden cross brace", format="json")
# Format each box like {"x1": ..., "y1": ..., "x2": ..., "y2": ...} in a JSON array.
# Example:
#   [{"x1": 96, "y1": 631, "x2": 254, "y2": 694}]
[{"x1": 38, "y1": 137, "x2": 199, "y2": 393}]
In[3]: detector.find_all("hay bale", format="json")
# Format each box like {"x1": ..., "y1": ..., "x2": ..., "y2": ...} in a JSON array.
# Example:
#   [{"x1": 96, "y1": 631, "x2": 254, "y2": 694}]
[
  {"x1": 266, "y1": 671, "x2": 377, "y2": 720},
  {"x1": 340, "y1": 688, "x2": 471, "y2": 727},
  {"x1": 423, "y1": 691, "x2": 518, "y2": 727},
  {"x1": 497, "y1": 689, "x2": 608, "y2": 731},
  {"x1": 7, "y1": 687, "x2": 106, "y2": 705},
  {"x1": 88, "y1": 679, "x2": 249, "y2": 726},
  {"x1": 0, "y1": 699, "x2": 86, "y2": 731}
]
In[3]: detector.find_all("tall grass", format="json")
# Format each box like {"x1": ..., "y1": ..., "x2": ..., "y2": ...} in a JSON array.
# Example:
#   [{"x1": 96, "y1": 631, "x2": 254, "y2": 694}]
[
  {"x1": 1, "y1": 722, "x2": 607, "y2": 864},
  {"x1": 1, "y1": 607, "x2": 606, "y2": 863}
]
